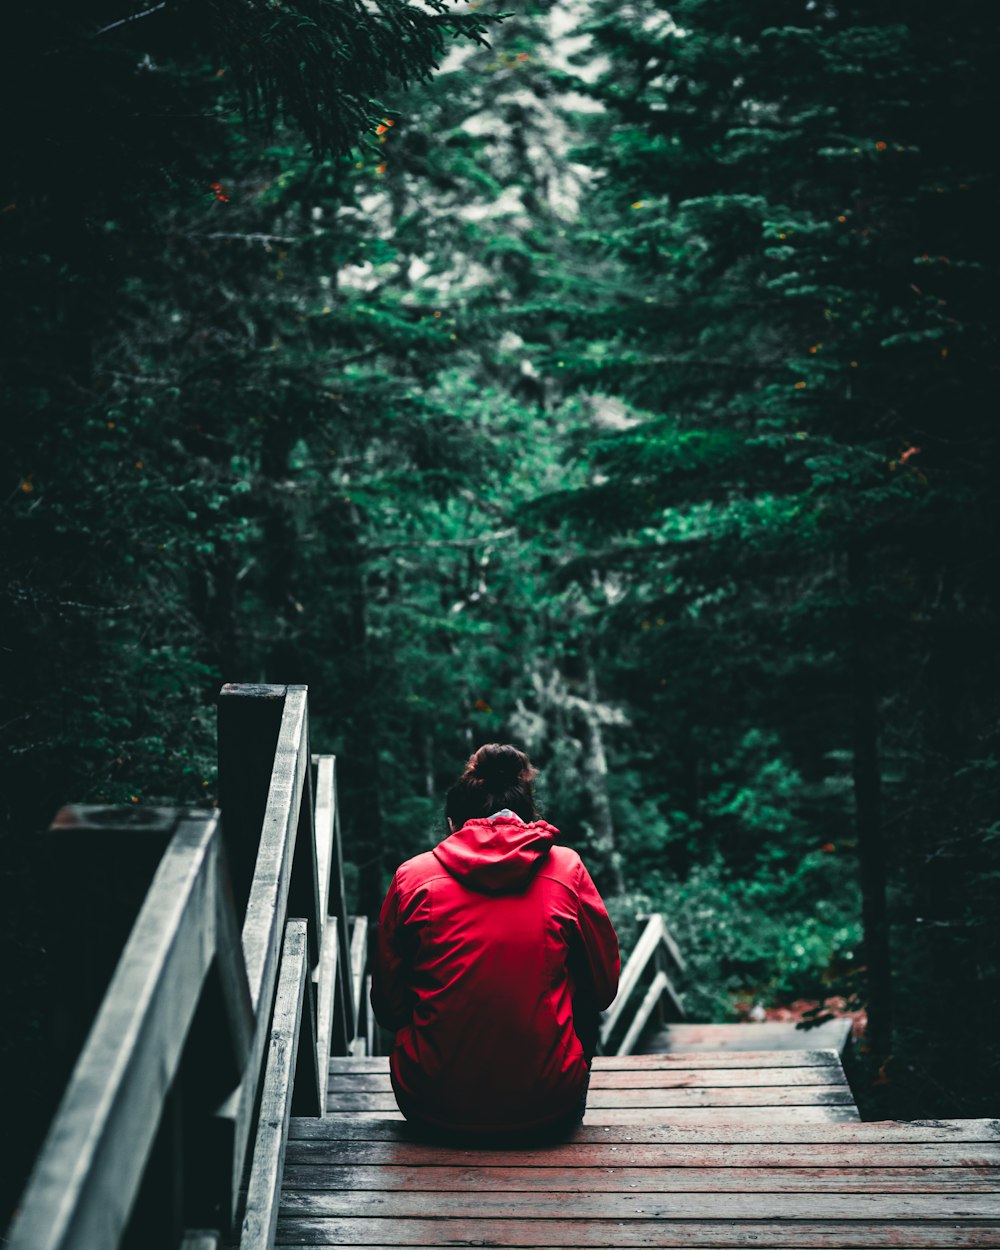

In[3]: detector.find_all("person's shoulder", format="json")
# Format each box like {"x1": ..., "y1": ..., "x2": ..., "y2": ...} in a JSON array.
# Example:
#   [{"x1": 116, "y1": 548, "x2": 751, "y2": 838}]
[
  {"x1": 394, "y1": 848, "x2": 450, "y2": 894},
  {"x1": 541, "y1": 842, "x2": 584, "y2": 884}
]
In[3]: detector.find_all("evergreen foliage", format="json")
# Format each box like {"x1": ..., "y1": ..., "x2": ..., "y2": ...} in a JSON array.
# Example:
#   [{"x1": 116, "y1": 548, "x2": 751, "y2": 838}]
[{"x1": 2, "y1": 0, "x2": 999, "y2": 1221}]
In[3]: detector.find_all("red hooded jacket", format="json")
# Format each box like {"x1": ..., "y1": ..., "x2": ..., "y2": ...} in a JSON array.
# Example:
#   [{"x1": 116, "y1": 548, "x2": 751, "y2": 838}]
[{"x1": 371, "y1": 813, "x2": 620, "y2": 1132}]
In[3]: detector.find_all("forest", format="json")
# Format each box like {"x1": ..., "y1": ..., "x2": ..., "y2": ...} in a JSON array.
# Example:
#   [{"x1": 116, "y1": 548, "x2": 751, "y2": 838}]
[{"x1": 2, "y1": 0, "x2": 998, "y2": 1213}]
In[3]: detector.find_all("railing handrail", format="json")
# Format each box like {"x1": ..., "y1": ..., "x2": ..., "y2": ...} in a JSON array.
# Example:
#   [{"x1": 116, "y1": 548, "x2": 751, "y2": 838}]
[
  {"x1": 6, "y1": 812, "x2": 247, "y2": 1250},
  {"x1": 600, "y1": 911, "x2": 686, "y2": 1056},
  {"x1": 8, "y1": 683, "x2": 364, "y2": 1250}
]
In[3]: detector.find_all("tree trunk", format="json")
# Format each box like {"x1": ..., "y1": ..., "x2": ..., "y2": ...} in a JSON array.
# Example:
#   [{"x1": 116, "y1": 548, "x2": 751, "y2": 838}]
[{"x1": 581, "y1": 659, "x2": 626, "y2": 896}]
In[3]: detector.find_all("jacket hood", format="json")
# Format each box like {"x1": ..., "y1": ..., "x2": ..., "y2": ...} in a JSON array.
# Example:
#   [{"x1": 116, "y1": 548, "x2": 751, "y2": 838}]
[{"x1": 433, "y1": 815, "x2": 558, "y2": 893}]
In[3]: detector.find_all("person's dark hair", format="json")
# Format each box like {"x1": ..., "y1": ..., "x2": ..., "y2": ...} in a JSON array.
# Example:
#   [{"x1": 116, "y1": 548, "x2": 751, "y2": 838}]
[{"x1": 445, "y1": 743, "x2": 538, "y2": 827}]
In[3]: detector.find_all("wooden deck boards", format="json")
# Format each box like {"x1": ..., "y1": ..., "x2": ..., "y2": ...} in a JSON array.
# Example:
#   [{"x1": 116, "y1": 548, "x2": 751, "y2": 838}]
[
  {"x1": 637, "y1": 1020, "x2": 854, "y2": 1055},
  {"x1": 271, "y1": 1051, "x2": 1000, "y2": 1248},
  {"x1": 322, "y1": 1050, "x2": 860, "y2": 1124}
]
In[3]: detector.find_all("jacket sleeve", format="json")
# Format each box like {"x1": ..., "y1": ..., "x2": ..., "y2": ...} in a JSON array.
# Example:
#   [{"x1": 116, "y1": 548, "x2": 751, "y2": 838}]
[
  {"x1": 574, "y1": 857, "x2": 620, "y2": 1011},
  {"x1": 370, "y1": 872, "x2": 415, "y2": 1031}
]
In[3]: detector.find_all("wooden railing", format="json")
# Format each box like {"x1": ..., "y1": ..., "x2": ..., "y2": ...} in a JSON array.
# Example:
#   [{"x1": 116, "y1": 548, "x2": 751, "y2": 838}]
[
  {"x1": 600, "y1": 912, "x2": 686, "y2": 1056},
  {"x1": 7, "y1": 684, "x2": 365, "y2": 1250}
]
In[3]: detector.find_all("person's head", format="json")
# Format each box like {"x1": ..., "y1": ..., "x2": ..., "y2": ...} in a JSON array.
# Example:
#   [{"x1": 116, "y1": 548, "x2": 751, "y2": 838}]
[{"x1": 445, "y1": 742, "x2": 538, "y2": 829}]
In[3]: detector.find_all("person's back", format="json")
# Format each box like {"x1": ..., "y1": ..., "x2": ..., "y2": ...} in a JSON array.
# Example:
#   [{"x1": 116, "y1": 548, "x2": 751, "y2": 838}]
[{"x1": 371, "y1": 744, "x2": 620, "y2": 1135}]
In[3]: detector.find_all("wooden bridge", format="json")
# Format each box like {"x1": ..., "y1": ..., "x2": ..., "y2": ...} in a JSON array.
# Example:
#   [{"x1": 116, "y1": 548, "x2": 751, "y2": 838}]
[{"x1": 8, "y1": 685, "x2": 1000, "y2": 1250}]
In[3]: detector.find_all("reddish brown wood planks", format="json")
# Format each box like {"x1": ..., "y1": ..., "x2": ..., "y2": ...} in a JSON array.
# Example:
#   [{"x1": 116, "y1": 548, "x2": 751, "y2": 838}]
[
  {"x1": 288, "y1": 1117, "x2": 1000, "y2": 1143},
  {"x1": 280, "y1": 1163, "x2": 1000, "y2": 1193},
  {"x1": 328, "y1": 1067, "x2": 848, "y2": 1091},
  {"x1": 325, "y1": 1086, "x2": 857, "y2": 1112},
  {"x1": 283, "y1": 1138, "x2": 1000, "y2": 1169},
  {"x1": 273, "y1": 1216, "x2": 1000, "y2": 1247},
  {"x1": 328, "y1": 1050, "x2": 846, "y2": 1072},
  {"x1": 637, "y1": 1020, "x2": 853, "y2": 1054},
  {"x1": 278, "y1": 1188, "x2": 1000, "y2": 1220}
]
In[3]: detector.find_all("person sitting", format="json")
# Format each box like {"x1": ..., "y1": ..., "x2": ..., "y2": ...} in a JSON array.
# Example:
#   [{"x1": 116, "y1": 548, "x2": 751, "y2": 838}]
[{"x1": 371, "y1": 742, "x2": 620, "y2": 1136}]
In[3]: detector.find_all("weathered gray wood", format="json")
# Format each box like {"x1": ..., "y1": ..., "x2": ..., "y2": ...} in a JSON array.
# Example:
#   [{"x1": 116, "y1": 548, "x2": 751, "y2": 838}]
[
  {"x1": 279, "y1": 1188, "x2": 1000, "y2": 1219},
  {"x1": 283, "y1": 1139, "x2": 1000, "y2": 1169},
  {"x1": 636, "y1": 912, "x2": 686, "y2": 974},
  {"x1": 240, "y1": 921, "x2": 309, "y2": 1250},
  {"x1": 320, "y1": 1104, "x2": 861, "y2": 1124},
  {"x1": 289, "y1": 743, "x2": 322, "y2": 970},
  {"x1": 269, "y1": 1219, "x2": 1000, "y2": 1247},
  {"x1": 223, "y1": 686, "x2": 310, "y2": 1221},
  {"x1": 601, "y1": 915, "x2": 667, "y2": 1046},
  {"x1": 280, "y1": 1162, "x2": 1000, "y2": 1192},
  {"x1": 325, "y1": 1086, "x2": 856, "y2": 1113},
  {"x1": 286, "y1": 1116, "x2": 1000, "y2": 1143},
  {"x1": 8, "y1": 814, "x2": 231, "y2": 1250},
  {"x1": 349, "y1": 917, "x2": 368, "y2": 1044},
  {"x1": 323, "y1": 1066, "x2": 848, "y2": 1091},
  {"x1": 243, "y1": 686, "x2": 310, "y2": 1014},
  {"x1": 640, "y1": 1019, "x2": 854, "y2": 1055},
  {"x1": 618, "y1": 971, "x2": 670, "y2": 1058},
  {"x1": 312, "y1": 759, "x2": 336, "y2": 955},
  {"x1": 314, "y1": 917, "x2": 340, "y2": 1108},
  {"x1": 582, "y1": 1105, "x2": 862, "y2": 1124},
  {"x1": 327, "y1": 1050, "x2": 845, "y2": 1072},
  {"x1": 325, "y1": 760, "x2": 355, "y2": 1052},
  {"x1": 365, "y1": 974, "x2": 376, "y2": 1057}
]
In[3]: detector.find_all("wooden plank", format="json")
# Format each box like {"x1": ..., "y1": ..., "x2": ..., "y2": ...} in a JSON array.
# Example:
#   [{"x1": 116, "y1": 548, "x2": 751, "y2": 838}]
[
  {"x1": 242, "y1": 686, "x2": 309, "y2": 1014},
  {"x1": 326, "y1": 761, "x2": 355, "y2": 1049},
  {"x1": 325, "y1": 1086, "x2": 856, "y2": 1112},
  {"x1": 587, "y1": 1085, "x2": 855, "y2": 1108},
  {"x1": 328, "y1": 1049, "x2": 845, "y2": 1072},
  {"x1": 581, "y1": 1105, "x2": 862, "y2": 1124},
  {"x1": 283, "y1": 1139, "x2": 1000, "y2": 1169},
  {"x1": 601, "y1": 915, "x2": 664, "y2": 1045},
  {"x1": 270, "y1": 1219, "x2": 1000, "y2": 1247},
  {"x1": 288, "y1": 1117, "x2": 1000, "y2": 1144},
  {"x1": 223, "y1": 687, "x2": 310, "y2": 1220},
  {"x1": 288, "y1": 735, "x2": 322, "y2": 970},
  {"x1": 7, "y1": 815, "x2": 224, "y2": 1250},
  {"x1": 619, "y1": 971, "x2": 670, "y2": 1057},
  {"x1": 279, "y1": 1189, "x2": 1000, "y2": 1219},
  {"x1": 240, "y1": 921, "x2": 309, "y2": 1250},
  {"x1": 326, "y1": 1066, "x2": 848, "y2": 1091},
  {"x1": 312, "y1": 759, "x2": 336, "y2": 955},
  {"x1": 349, "y1": 917, "x2": 368, "y2": 1043},
  {"x1": 280, "y1": 1163, "x2": 1000, "y2": 1193},
  {"x1": 594, "y1": 1048, "x2": 843, "y2": 1070},
  {"x1": 320, "y1": 1105, "x2": 860, "y2": 1124},
  {"x1": 642, "y1": 1020, "x2": 854, "y2": 1055},
  {"x1": 365, "y1": 974, "x2": 375, "y2": 1057},
  {"x1": 313, "y1": 917, "x2": 340, "y2": 1108}
]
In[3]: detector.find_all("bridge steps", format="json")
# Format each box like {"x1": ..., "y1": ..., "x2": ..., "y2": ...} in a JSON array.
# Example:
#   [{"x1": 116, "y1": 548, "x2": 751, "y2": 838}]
[
  {"x1": 271, "y1": 1051, "x2": 1000, "y2": 1248},
  {"x1": 637, "y1": 1018, "x2": 854, "y2": 1055},
  {"x1": 322, "y1": 1049, "x2": 860, "y2": 1125}
]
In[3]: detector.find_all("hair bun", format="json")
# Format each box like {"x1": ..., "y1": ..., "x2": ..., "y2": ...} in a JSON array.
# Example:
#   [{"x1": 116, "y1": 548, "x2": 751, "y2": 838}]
[{"x1": 465, "y1": 743, "x2": 536, "y2": 789}]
